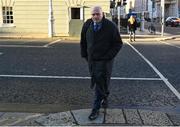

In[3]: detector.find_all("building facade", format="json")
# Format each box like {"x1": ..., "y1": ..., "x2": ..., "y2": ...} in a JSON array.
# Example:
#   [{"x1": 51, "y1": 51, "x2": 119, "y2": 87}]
[
  {"x1": 125, "y1": 0, "x2": 149, "y2": 18},
  {"x1": 155, "y1": 0, "x2": 179, "y2": 19},
  {"x1": 0, "y1": 0, "x2": 110, "y2": 37},
  {"x1": 125, "y1": 0, "x2": 179, "y2": 20}
]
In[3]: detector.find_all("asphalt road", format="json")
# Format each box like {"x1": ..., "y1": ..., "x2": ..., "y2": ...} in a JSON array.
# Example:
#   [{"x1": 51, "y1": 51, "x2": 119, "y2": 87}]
[{"x1": 0, "y1": 39, "x2": 180, "y2": 113}]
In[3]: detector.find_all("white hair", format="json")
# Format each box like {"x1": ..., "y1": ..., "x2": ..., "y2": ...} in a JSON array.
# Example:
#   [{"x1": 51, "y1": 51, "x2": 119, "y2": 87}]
[{"x1": 91, "y1": 6, "x2": 103, "y2": 14}]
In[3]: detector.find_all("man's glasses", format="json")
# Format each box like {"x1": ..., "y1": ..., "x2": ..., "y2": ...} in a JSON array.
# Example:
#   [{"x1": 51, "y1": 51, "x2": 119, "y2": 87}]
[{"x1": 92, "y1": 13, "x2": 101, "y2": 16}]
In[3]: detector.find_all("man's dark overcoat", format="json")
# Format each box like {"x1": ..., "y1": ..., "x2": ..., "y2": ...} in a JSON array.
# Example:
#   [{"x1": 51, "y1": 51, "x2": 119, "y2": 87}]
[{"x1": 80, "y1": 17, "x2": 123, "y2": 92}]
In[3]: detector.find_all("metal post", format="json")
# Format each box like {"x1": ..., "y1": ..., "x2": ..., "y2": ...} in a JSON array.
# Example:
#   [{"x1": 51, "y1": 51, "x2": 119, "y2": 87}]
[
  {"x1": 117, "y1": 6, "x2": 121, "y2": 32},
  {"x1": 151, "y1": 0, "x2": 153, "y2": 22},
  {"x1": 141, "y1": 11, "x2": 145, "y2": 31},
  {"x1": 141, "y1": 0, "x2": 144, "y2": 31},
  {"x1": 48, "y1": 0, "x2": 55, "y2": 38},
  {"x1": 176, "y1": 0, "x2": 179, "y2": 17},
  {"x1": 161, "y1": 0, "x2": 165, "y2": 36}
]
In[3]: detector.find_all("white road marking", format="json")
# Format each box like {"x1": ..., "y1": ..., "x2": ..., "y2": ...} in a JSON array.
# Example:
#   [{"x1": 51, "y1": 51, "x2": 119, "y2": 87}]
[
  {"x1": 0, "y1": 52, "x2": 3, "y2": 55},
  {"x1": 159, "y1": 41, "x2": 180, "y2": 49},
  {"x1": 0, "y1": 45, "x2": 46, "y2": 48},
  {"x1": 125, "y1": 41, "x2": 180, "y2": 100},
  {"x1": 43, "y1": 39, "x2": 61, "y2": 47},
  {"x1": 0, "y1": 74, "x2": 162, "y2": 81}
]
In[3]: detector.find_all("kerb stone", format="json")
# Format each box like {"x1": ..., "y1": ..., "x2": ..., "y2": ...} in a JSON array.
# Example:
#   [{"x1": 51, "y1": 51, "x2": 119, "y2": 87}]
[
  {"x1": 139, "y1": 110, "x2": 173, "y2": 126},
  {"x1": 72, "y1": 109, "x2": 104, "y2": 125},
  {"x1": 105, "y1": 109, "x2": 125, "y2": 124},
  {"x1": 124, "y1": 109, "x2": 142, "y2": 125},
  {"x1": 35, "y1": 111, "x2": 75, "y2": 126}
]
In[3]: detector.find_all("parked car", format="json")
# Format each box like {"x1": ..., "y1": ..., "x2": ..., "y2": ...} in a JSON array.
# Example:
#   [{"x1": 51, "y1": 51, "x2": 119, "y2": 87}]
[{"x1": 165, "y1": 17, "x2": 180, "y2": 27}]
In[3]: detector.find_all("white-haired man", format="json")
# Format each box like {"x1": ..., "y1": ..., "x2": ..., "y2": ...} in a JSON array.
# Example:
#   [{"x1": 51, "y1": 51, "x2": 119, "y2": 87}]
[{"x1": 80, "y1": 6, "x2": 123, "y2": 120}]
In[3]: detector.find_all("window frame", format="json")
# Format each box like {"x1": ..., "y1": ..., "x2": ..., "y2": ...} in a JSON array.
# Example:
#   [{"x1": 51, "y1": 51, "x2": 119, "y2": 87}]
[
  {"x1": 0, "y1": 6, "x2": 15, "y2": 27},
  {"x1": 69, "y1": 7, "x2": 84, "y2": 20},
  {"x1": 71, "y1": 8, "x2": 81, "y2": 19}
]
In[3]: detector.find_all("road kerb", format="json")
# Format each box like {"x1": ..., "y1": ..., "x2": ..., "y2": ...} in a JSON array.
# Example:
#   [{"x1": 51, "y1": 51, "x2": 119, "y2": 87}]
[{"x1": 0, "y1": 108, "x2": 177, "y2": 126}]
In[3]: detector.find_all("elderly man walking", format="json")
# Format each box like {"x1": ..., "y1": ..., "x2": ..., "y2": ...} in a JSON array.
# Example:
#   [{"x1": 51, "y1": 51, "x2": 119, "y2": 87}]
[{"x1": 80, "y1": 6, "x2": 123, "y2": 120}]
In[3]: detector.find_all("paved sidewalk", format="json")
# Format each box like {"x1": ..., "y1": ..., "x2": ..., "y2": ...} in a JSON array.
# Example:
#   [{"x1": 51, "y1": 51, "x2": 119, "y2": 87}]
[
  {"x1": 0, "y1": 29, "x2": 179, "y2": 41},
  {"x1": 55, "y1": 29, "x2": 180, "y2": 41},
  {"x1": 0, "y1": 108, "x2": 180, "y2": 126}
]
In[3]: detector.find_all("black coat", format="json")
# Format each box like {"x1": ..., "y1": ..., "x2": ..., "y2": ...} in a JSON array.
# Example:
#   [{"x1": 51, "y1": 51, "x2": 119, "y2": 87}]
[
  {"x1": 80, "y1": 18, "x2": 123, "y2": 89},
  {"x1": 80, "y1": 18, "x2": 123, "y2": 61},
  {"x1": 128, "y1": 19, "x2": 137, "y2": 31}
]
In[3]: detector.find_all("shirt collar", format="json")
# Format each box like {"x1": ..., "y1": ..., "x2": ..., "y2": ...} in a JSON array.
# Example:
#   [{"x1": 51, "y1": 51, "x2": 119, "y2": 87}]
[{"x1": 93, "y1": 22, "x2": 102, "y2": 26}]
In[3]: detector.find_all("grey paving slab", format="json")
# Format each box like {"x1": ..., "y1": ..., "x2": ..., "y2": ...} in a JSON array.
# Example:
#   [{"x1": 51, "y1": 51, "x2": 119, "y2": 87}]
[
  {"x1": 14, "y1": 117, "x2": 42, "y2": 126},
  {"x1": 0, "y1": 112, "x2": 42, "y2": 126},
  {"x1": 0, "y1": 112, "x2": 5, "y2": 117},
  {"x1": 139, "y1": 110, "x2": 173, "y2": 126},
  {"x1": 124, "y1": 109, "x2": 142, "y2": 125},
  {"x1": 72, "y1": 109, "x2": 104, "y2": 125},
  {"x1": 35, "y1": 111, "x2": 75, "y2": 126},
  {"x1": 167, "y1": 113, "x2": 180, "y2": 125},
  {"x1": 105, "y1": 109, "x2": 125, "y2": 124}
]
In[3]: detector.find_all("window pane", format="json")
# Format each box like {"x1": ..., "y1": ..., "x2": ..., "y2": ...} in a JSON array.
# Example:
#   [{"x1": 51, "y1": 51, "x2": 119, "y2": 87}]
[
  {"x1": 71, "y1": 8, "x2": 80, "y2": 19},
  {"x1": 7, "y1": 16, "x2": 10, "y2": 20},
  {"x1": 7, "y1": 20, "x2": 10, "y2": 23},
  {"x1": 7, "y1": 11, "x2": 10, "y2": 15},
  {"x1": 10, "y1": 11, "x2": 13, "y2": 15},
  {"x1": 2, "y1": 7, "x2": 5, "y2": 10},
  {"x1": 11, "y1": 20, "x2": 13, "y2": 23},
  {"x1": 3, "y1": 16, "x2": 6, "y2": 20},
  {"x1": 3, "y1": 20, "x2": 6, "y2": 23},
  {"x1": 10, "y1": 16, "x2": 13, "y2": 19}
]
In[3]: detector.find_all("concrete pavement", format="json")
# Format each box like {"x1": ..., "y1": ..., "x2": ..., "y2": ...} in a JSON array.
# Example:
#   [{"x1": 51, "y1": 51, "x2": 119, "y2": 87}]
[
  {"x1": 0, "y1": 29, "x2": 179, "y2": 41},
  {"x1": 54, "y1": 29, "x2": 180, "y2": 41},
  {"x1": 0, "y1": 108, "x2": 180, "y2": 126}
]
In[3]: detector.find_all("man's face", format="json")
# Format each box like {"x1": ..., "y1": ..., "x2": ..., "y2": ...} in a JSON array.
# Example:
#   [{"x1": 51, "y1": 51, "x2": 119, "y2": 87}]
[{"x1": 91, "y1": 8, "x2": 103, "y2": 23}]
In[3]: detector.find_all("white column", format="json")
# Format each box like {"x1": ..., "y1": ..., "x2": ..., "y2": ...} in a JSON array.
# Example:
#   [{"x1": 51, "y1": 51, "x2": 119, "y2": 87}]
[
  {"x1": 48, "y1": 0, "x2": 55, "y2": 38},
  {"x1": 161, "y1": 0, "x2": 165, "y2": 36},
  {"x1": 80, "y1": 7, "x2": 84, "y2": 20}
]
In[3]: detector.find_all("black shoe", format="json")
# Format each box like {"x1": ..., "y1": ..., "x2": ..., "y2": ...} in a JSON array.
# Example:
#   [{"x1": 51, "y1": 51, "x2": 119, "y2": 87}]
[
  {"x1": 101, "y1": 98, "x2": 108, "y2": 108},
  {"x1": 88, "y1": 109, "x2": 99, "y2": 121}
]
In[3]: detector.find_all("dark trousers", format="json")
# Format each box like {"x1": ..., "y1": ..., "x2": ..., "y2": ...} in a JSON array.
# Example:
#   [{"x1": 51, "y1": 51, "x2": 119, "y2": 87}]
[
  {"x1": 129, "y1": 28, "x2": 136, "y2": 41},
  {"x1": 88, "y1": 59, "x2": 114, "y2": 110}
]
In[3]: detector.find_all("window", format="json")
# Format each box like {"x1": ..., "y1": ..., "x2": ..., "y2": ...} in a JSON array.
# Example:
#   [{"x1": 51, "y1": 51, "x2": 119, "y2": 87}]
[
  {"x1": 71, "y1": 8, "x2": 80, "y2": 19},
  {"x1": 2, "y1": 6, "x2": 14, "y2": 24}
]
